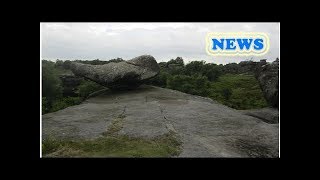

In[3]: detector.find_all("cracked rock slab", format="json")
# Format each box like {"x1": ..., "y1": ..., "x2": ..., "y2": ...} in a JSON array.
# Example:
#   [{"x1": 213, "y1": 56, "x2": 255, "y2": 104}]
[{"x1": 42, "y1": 85, "x2": 279, "y2": 157}]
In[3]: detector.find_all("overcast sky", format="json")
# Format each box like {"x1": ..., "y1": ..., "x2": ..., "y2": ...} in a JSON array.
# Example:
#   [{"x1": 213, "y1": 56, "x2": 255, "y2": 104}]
[{"x1": 41, "y1": 23, "x2": 279, "y2": 65}]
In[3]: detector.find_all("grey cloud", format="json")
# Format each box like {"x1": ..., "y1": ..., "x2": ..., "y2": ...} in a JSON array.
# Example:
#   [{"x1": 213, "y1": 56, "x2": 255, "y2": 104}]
[{"x1": 41, "y1": 23, "x2": 279, "y2": 64}]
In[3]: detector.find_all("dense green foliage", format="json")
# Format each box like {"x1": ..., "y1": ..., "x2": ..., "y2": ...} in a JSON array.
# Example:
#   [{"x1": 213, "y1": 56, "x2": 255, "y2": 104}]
[
  {"x1": 77, "y1": 80, "x2": 105, "y2": 98},
  {"x1": 209, "y1": 74, "x2": 268, "y2": 109},
  {"x1": 42, "y1": 60, "x2": 104, "y2": 114},
  {"x1": 167, "y1": 75, "x2": 211, "y2": 97},
  {"x1": 185, "y1": 61, "x2": 223, "y2": 81},
  {"x1": 42, "y1": 57, "x2": 269, "y2": 113},
  {"x1": 50, "y1": 97, "x2": 83, "y2": 112},
  {"x1": 146, "y1": 57, "x2": 268, "y2": 110},
  {"x1": 42, "y1": 61, "x2": 63, "y2": 101}
]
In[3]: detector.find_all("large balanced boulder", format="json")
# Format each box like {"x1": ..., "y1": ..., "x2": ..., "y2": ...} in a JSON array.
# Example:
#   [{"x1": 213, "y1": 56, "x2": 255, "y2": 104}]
[
  {"x1": 255, "y1": 59, "x2": 279, "y2": 108},
  {"x1": 69, "y1": 55, "x2": 160, "y2": 90}
]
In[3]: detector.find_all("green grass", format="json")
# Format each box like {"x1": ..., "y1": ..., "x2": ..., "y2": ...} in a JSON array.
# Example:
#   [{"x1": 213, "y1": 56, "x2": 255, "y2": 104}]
[
  {"x1": 42, "y1": 132, "x2": 182, "y2": 158},
  {"x1": 42, "y1": 115, "x2": 182, "y2": 157},
  {"x1": 102, "y1": 114, "x2": 125, "y2": 136},
  {"x1": 50, "y1": 97, "x2": 83, "y2": 113},
  {"x1": 42, "y1": 97, "x2": 83, "y2": 114},
  {"x1": 209, "y1": 73, "x2": 268, "y2": 110}
]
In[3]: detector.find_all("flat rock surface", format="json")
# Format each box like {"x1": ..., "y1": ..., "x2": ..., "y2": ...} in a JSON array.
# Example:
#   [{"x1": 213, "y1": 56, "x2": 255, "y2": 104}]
[
  {"x1": 42, "y1": 85, "x2": 279, "y2": 157},
  {"x1": 240, "y1": 107, "x2": 279, "y2": 124}
]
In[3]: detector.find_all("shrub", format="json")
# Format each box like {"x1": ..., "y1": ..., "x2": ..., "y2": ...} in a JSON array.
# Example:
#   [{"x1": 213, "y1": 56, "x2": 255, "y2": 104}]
[
  {"x1": 77, "y1": 80, "x2": 105, "y2": 98},
  {"x1": 50, "y1": 99, "x2": 68, "y2": 112},
  {"x1": 209, "y1": 74, "x2": 268, "y2": 109},
  {"x1": 146, "y1": 72, "x2": 171, "y2": 87},
  {"x1": 202, "y1": 63, "x2": 222, "y2": 81},
  {"x1": 42, "y1": 97, "x2": 50, "y2": 114},
  {"x1": 64, "y1": 97, "x2": 82, "y2": 105},
  {"x1": 185, "y1": 61, "x2": 205, "y2": 76},
  {"x1": 50, "y1": 97, "x2": 83, "y2": 113},
  {"x1": 42, "y1": 60, "x2": 63, "y2": 102},
  {"x1": 185, "y1": 61, "x2": 222, "y2": 81},
  {"x1": 63, "y1": 60, "x2": 72, "y2": 69},
  {"x1": 222, "y1": 88, "x2": 232, "y2": 100},
  {"x1": 167, "y1": 74, "x2": 211, "y2": 96},
  {"x1": 55, "y1": 60, "x2": 64, "y2": 68}
]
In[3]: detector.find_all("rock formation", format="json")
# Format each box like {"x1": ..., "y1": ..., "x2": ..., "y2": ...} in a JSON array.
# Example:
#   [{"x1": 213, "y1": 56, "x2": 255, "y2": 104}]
[
  {"x1": 69, "y1": 55, "x2": 160, "y2": 90},
  {"x1": 240, "y1": 107, "x2": 279, "y2": 124},
  {"x1": 43, "y1": 85, "x2": 279, "y2": 157},
  {"x1": 222, "y1": 59, "x2": 279, "y2": 108},
  {"x1": 255, "y1": 59, "x2": 279, "y2": 108}
]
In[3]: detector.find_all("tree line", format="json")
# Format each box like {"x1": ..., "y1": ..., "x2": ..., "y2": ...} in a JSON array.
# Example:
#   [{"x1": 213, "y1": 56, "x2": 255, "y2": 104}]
[{"x1": 42, "y1": 57, "x2": 269, "y2": 114}]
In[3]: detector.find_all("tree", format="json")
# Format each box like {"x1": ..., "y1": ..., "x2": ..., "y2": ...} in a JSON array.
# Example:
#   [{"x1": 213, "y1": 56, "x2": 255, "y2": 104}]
[
  {"x1": 184, "y1": 61, "x2": 222, "y2": 81},
  {"x1": 202, "y1": 63, "x2": 222, "y2": 81},
  {"x1": 77, "y1": 80, "x2": 104, "y2": 98},
  {"x1": 222, "y1": 88, "x2": 232, "y2": 100},
  {"x1": 146, "y1": 72, "x2": 170, "y2": 87},
  {"x1": 55, "y1": 60, "x2": 64, "y2": 67},
  {"x1": 185, "y1": 61, "x2": 205, "y2": 76},
  {"x1": 42, "y1": 60, "x2": 63, "y2": 102},
  {"x1": 63, "y1": 60, "x2": 72, "y2": 69},
  {"x1": 167, "y1": 74, "x2": 211, "y2": 96},
  {"x1": 167, "y1": 57, "x2": 185, "y2": 66}
]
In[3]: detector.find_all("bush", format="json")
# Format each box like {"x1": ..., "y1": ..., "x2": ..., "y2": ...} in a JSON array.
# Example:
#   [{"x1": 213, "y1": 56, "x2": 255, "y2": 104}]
[
  {"x1": 50, "y1": 97, "x2": 82, "y2": 113},
  {"x1": 55, "y1": 60, "x2": 64, "y2": 68},
  {"x1": 185, "y1": 61, "x2": 222, "y2": 81},
  {"x1": 63, "y1": 60, "x2": 72, "y2": 69},
  {"x1": 64, "y1": 97, "x2": 82, "y2": 105},
  {"x1": 202, "y1": 63, "x2": 222, "y2": 81},
  {"x1": 146, "y1": 72, "x2": 171, "y2": 87},
  {"x1": 42, "y1": 60, "x2": 63, "y2": 102},
  {"x1": 42, "y1": 97, "x2": 50, "y2": 114},
  {"x1": 222, "y1": 88, "x2": 232, "y2": 100},
  {"x1": 42, "y1": 60, "x2": 107, "y2": 114},
  {"x1": 167, "y1": 75, "x2": 191, "y2": 92},
  {"x1": 50, "y1": 99, "x2": 68, "y2": 112},
  {"x1": 77, "y1": 80, "x2": 105, "y2": 98},
  {"x1": 209, "y1": 74, "x2": 268, "y2": 109},
  {"x1": 185, "y1": 61, "x2": 205, "y2": 75},
  {"x1": 41, "y1": 58, "x2": 269, "y2": 114},
  {"x1": 167, "y1": 75, "x2": 211, "y2": 96}
]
